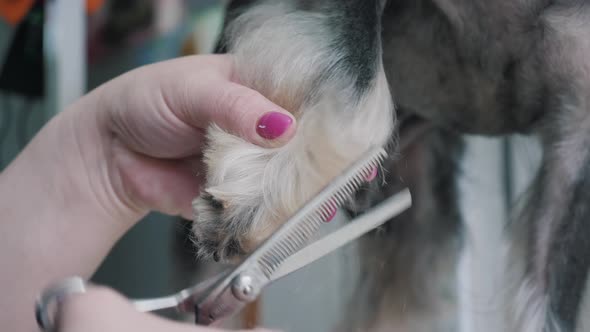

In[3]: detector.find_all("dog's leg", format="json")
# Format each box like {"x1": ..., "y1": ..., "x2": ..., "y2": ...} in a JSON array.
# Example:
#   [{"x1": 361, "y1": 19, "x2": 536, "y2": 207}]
[
  {"x1": 342, "y1": 121, "x2": 464, "y2": 332},
  {"x1": 192, "y1": 0, "x2": 394, "y2": 260},
  {"x1": 509, "y1": 122, "x2": 590, "y2": 332},
  {"x1": 508, "y1": 128, "x2": 590, "y2": 332},
  {"x1": 507, "y1": 6, "x2": 590, "y2": 332}
]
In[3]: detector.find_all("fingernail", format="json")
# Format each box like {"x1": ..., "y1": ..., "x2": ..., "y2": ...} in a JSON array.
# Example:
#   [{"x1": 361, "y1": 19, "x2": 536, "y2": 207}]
[
  {"x1": 366, "y1": 166, "x2": 378, "y2": 182},
  {"x1": 324, "y1": 202, "x2": 337, "y2": 223},
  {"x1": 256, "y1": 112, "x2": 293, "y2": 140},
  {"x1": 326, "y1": 209, "x2": 337, "y2": 222}
]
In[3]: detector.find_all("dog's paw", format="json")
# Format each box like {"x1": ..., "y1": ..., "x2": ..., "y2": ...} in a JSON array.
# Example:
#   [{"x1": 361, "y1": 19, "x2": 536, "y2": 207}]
[
  {"x1": 190, "y1": 73, "x2": 394, "y2": 263},
  {"x1": 191, "y1": 2, "x2": 394, "y2": 262},
  {"x1": 191, "y1": 193, "x2": 250, "y2": 262},
  {"x1": 191, "y1": 72, "x2": 392, "y2": 262},
  {"x1": 191, "y1": 195, "x2": 272, "y2": 262},
  {"x1": 190, "y1": 125, "x2": 286, "y2": 261}
]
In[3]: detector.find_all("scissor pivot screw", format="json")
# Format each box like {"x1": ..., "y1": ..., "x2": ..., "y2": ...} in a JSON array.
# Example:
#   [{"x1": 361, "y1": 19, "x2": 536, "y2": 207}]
[{"x1": 231, "y1": 274, "x2": 259, "y2": 302}]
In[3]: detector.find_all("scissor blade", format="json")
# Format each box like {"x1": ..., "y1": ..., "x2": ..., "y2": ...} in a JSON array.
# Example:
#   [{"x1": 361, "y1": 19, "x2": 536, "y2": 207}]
[
  {"x1": 134, "y1": 295, "x2": 181, "y2": 312},
  {"x1": 271, "y1": 188, "x2": 412, "y2": 282}
]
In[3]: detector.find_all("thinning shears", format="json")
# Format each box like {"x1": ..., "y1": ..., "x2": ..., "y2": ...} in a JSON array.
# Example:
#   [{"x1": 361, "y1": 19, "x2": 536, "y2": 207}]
[{"x1": 36, "y1": 146, "x2": 412, "y2": 330}]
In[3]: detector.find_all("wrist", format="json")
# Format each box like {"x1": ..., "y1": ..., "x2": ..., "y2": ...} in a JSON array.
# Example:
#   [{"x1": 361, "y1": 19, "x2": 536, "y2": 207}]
[
  {"x1": 2, "y1": 94, "x2": 142, "y2": 234},
  {"x1": 67, "y1": 86, "x2": 150, "y2": 225},
  {"x1": 0, "y1": 89, "x2": 146, "y2": 331},
  {"x1": 0, "y1": 86, "x2": 149, "y2": 257}
]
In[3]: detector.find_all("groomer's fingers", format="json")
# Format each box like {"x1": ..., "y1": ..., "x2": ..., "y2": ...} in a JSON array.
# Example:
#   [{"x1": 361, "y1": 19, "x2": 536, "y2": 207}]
[
  {"x1": 57, "y1": 286, "x2": 277, "y2": 332},
  {"x1": 205, "y1": 81, "x2": 296, "y2": 147},
  {"x1": 173, "y1": 79, "x2": 296, "y2": 148},
  {"x1": 112, "y1": 143, "x2": 203, "y2": 220},
  {"x1": 103, "y1": 54, "x2": 296, "y2": 159},
  {"x1": 163, "y1": 55, "x2": 297, "y2": 148}
]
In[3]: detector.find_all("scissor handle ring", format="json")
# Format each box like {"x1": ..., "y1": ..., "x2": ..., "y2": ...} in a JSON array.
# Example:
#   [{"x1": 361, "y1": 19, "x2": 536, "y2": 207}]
[{"x1": 35, "y1": 277, "x2": 88, "y2": 332}]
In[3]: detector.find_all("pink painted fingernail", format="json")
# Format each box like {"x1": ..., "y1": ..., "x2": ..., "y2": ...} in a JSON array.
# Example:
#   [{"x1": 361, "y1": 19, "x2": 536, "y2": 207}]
[
  {"x1": 366, "y1": 166, "x2": 378, "y2": 181},
  {"x1": 326, "y1": 208, "x2": 337, "y2": 222},
  {"x1": 256, "y1": 112, "x2": 293, "y2": 139},
  {"x1": 324, "y1": 202, "x2": 337, "y2": 222}
]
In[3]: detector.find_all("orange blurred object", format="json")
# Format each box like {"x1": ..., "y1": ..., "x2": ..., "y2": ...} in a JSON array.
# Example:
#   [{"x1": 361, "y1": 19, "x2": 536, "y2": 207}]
[
  {"x1": 86, "y1": 0, "x2": 104, "y2": 15},
  {"x1": 241, "y1": 299, "x2": 261, "y2": 329},
  {"x1": 0, "y1": 0, "x2": 34, "y2": 25},
  {"x1": 0, "y1": 0, "x2": 104, "y2": 26}
]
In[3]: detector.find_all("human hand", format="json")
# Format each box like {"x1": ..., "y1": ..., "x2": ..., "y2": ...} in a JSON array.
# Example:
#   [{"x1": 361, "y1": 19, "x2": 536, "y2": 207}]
[
  {"x1": 56, "y1": 286, "x2": 275, "y2": 332},
  {"x1": 77, "y1": 54, "x2": 297, "y2": 222},
  {"x1": 0, "y1": 54, "x2": 295, "y2": 332}
]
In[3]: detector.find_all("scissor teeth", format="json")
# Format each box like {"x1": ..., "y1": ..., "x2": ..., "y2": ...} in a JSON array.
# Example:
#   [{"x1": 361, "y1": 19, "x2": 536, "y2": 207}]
[{"x1": 257, "y1": 147, "x2": 387, "y2": 278}]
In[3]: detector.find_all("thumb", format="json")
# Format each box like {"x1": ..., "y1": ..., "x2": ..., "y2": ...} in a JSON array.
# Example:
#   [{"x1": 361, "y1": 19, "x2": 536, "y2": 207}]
[
  {"x1": 173, "y1": 76, "x2": 296, "y2": 148},
  {"x1": 204, "y1": 81, "x2": 296, "y2": 147},
  {"x1": 157, "y1": 54, "x2": 296, "y2": 148}
]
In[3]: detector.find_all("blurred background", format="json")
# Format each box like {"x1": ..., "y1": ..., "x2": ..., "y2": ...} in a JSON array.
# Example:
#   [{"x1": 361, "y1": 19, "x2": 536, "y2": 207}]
[{"x1": 0, "y1": 1, "x2": 544, "y2": 331}]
